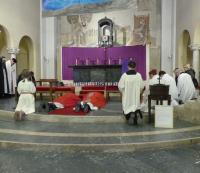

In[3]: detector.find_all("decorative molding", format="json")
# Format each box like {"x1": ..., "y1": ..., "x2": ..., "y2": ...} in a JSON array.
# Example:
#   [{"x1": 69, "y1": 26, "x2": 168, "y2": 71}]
[
  {"x1": 189, "y1": 43, "x2": 200, "y2": 50},
  {"x1": 7, "y1": 48, "x2": 20, "y2": 54}
]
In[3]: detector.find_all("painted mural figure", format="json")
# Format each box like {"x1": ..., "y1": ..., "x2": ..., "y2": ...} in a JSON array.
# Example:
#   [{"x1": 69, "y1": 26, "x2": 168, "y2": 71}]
[
  {"x1": 67, "y1": 14, "x2": 92, "y2": 46},
  {"x1": 127, "y1": 15, "x2": 150, "y2": 45},
  {"x1": 133, "y1": 18, "x2": 146, "y2": 42}
]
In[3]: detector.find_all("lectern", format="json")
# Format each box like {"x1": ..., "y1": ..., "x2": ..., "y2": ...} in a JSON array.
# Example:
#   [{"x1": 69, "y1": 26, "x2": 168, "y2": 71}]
[{"x1": 148, "y1": 84, "x2": 171, "y2": 123}]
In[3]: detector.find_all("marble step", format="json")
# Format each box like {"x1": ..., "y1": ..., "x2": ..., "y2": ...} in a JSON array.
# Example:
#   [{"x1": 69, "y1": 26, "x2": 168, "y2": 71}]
[
  {"x1": 0, "y1": 115, "x2": 196, "y2": 133},
  {"x1": 0, "y1": 109, "x2": 152, "y2": 123},
  {"x1": 0, "y1": 127, "x2": 200, "y2": 145},
  {"x1": 0, "y1": 126, "x2": 199, "y2": 152},
  {"x1": 174, "y1": 98, "x2": 200, "y2": 124},
  {"x1": 0, "y1": 112, "x2": 199, "y2": 151}
]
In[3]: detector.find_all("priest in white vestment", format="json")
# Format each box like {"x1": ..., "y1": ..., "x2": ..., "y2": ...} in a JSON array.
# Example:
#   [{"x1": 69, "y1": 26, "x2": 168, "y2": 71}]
[
  {"x1": 149, "y1": 69, "x2": 159, "y2": 86},
  {"x1": 140, "y1": 69, "x2": 159, "y2": 112},
  {"x1": 145, "y1": 69, "x2": 159, "y2": 100},
  {"x1": 5, "y1": 58, "x2": 17, "y2": 94},
  {"x1": 159, "y1": 71, "x2": 179, "y2": 106},
  {"x1": 118, "y1": 61, "x2": 144, "y2": 118},
  {"x1": 15, "y1": 71, "x2": 36, "y2": 114},
  {"x1": 174, "y1": 68, "x2": 196, "y2": 103}
]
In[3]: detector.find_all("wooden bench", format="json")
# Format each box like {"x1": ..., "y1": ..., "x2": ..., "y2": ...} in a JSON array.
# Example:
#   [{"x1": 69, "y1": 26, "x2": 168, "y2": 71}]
[
  {"x1": 36, "y1": 79, "x2": 57, "y2": 101},
  {"x1": 105, "y1": 86, "x2": 121, "y2": 100},
  {"x1": 36, "y1": 79, "x2": 75, "y2": 101},
  {"x1": 52, "y1": 86, "x2": 75, "y2": 97}
]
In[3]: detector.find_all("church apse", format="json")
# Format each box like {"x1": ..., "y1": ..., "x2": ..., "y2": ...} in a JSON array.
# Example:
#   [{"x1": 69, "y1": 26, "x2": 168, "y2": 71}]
[{"x1": 60, "y1": 12, "x2": 155, "y2": 48}]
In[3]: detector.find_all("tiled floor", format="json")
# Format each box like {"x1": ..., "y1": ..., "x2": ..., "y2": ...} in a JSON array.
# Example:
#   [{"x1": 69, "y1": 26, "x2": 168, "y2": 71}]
[
  {"x1": 1, "y1": 95, "x2": 200, "y2": 173},
  {"x1": 0, "y1": 144, "x2": 200, "y2": 173}
]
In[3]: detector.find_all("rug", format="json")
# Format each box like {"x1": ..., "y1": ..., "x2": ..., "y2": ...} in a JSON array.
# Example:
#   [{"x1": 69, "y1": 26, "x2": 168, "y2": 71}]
[{"x1": 48, "y1": 106, "x2": 87, "y2": 116}]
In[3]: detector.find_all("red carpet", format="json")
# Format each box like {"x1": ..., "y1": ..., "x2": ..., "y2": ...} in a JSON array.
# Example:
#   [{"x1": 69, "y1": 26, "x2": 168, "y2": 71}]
[{"x1": 48, "y1": 106, "x2": 87, "y2": 116}]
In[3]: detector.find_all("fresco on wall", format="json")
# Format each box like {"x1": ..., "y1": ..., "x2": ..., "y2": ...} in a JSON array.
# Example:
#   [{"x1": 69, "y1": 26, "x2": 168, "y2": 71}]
[
  {"x1": 61, "y1": 14, "x2": 150, "y2": 47},
  {"x1": 114, "y1": 25, "x2": 131, "y2": 46},
  {"x1": 127, "y1": 15, "x2": 150, "y2": 45},
  {"x1": 59, "y1": 0, "x2": 160, "y2": 48},
  {"x1": 66, "y1": 14, "x2": 92, "y2": 46},
  {"x1": 137, "y1": 0, "x2": 156, "y2": 11}
]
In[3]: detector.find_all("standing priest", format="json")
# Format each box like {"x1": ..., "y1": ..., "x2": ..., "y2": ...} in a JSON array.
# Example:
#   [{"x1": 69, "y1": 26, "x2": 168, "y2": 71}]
[{"x1": 5, "y1": 58, "x2": 17, "y2": 95}]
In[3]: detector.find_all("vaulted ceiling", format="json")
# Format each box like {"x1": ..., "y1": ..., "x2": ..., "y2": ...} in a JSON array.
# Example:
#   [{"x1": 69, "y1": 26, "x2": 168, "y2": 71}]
[{"x1": 42, "y1": 0, "x2": 138, "y2": 16}]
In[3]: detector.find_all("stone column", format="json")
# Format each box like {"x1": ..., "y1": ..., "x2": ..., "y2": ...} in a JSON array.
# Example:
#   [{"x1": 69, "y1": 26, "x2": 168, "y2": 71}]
[
  {"x1": 190, "y1": 44, "x2": 200, "y2": 82},
  {"x1": 161, "y1": 0, "x2": 176, "y2": 74},
  {"x1": 42, "y1": 17, "x2": 56, "y2": 79}
]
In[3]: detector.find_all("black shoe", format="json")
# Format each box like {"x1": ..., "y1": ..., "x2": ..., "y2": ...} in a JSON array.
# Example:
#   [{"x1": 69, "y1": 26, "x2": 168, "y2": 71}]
[
  {"x1": 133, "y1": 113, "x2": 138, "y2": 125},
  {"x1": 179, "y1": 100, "x2": 184, "y2": 104},
  {"x1": 124, "y1": 113, "x2": 131, "y2": 121},
  {"x1": 75, "y1": 103, "x2": 81, "y2": 112},
  {"x1": 136, "y1": 110, "x2": 143, "y2": 119},
  {"x1": 83, "y1": 103, "x2": 90, "y2": 113},
  {"x1": 48, "y1": 103, "x2": 57, "y2": 111},
  {"x1": 42, "y1": 103, "x2": 46, "y2": 109}
]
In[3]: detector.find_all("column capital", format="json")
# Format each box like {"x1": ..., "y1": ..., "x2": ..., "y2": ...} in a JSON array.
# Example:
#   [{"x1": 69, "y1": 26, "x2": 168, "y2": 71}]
[
  {"x1": 7, "y1": 47, "x2": 20, "y2": 54},
  {"x1": 189, "y1": 43, "x2": 200, "y2": 50}
]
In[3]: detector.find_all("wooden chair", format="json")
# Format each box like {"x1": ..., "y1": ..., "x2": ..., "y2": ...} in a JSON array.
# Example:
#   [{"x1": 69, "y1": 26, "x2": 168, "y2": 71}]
[{"x1": 148, "y1": 84, "x2": 171, "y2": 123}]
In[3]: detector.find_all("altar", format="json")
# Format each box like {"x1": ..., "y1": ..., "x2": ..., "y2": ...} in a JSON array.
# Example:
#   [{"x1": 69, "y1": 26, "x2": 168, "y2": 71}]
[
  {"x1": 69, "y1": 65, "x2": 122, "y2": 83},
  {"x1": 62, "y1": 45, "x2": 147, "y2": 82}
]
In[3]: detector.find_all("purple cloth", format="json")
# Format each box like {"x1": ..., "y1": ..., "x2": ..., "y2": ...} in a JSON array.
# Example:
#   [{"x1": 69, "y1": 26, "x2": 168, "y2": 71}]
[{"x1": 62, "y1": 45, "x2": 146, "y2": 80}]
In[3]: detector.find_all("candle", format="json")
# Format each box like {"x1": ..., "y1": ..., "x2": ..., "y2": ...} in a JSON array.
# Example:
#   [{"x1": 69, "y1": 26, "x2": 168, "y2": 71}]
[
  {"x1": 97, "y1": 58, "x2": 99, "y2": 65},
  {"x1": 108, "y1": 58, "x2": 111, "y2": 65},
  {"x1": 75, "y1": 58, "x2": 78, "y2": 65},
  {"x1": 119, "y1": 58, "x2": 121, "y2": 64}
]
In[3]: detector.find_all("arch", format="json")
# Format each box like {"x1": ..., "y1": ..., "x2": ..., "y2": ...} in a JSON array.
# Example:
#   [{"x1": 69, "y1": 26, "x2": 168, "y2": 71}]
[
  {"x1": 177, "y1": 30, "x2": 193, "y2": 68},
  {"x1": 0, "y1": 24, "x2": 11, "y2": 58},
  {"x1": 17, "y1": 36, "x2": 34, "y2": 76}
]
